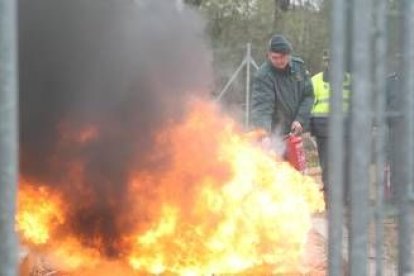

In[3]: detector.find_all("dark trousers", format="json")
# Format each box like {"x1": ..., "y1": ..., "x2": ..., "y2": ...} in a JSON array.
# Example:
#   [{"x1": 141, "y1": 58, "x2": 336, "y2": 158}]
[
  {"x1": 311, "y1": 117, "x2": 350, "y2": 208},
  {"x1": 310, "y1": 117, "x2": 329, "y2": 205},
  {"x1": 314, "y1": 134, "x2": 350, "y2": 208},
  {"x1": 315, "y1": 136, "x2": 328, "y2": 192}
]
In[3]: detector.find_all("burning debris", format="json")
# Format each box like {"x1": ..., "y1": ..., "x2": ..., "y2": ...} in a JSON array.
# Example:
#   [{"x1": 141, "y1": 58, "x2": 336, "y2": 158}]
[
  {"x1": 17, "y1": 101, "x2": 324, "y2": 275},
  {"x1": 18, "y1": 0, "x2": 324, "y2": 274}
]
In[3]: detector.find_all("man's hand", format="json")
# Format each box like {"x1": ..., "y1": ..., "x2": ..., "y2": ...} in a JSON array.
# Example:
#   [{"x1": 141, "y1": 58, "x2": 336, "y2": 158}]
[{"x1": 290, "y1": 120, "x2": 303, "y2": 136}]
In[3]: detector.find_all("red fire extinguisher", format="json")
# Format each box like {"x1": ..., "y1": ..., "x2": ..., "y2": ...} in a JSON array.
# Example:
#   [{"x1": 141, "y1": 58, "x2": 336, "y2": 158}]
[{"x1": 284, "y1": 134, "x2": 307, "y2": 173}]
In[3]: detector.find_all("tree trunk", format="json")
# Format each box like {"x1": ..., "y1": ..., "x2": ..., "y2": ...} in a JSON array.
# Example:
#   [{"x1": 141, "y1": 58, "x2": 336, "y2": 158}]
[{"x1": 273, "y1": 0, "x2": 289, "y2": 31}]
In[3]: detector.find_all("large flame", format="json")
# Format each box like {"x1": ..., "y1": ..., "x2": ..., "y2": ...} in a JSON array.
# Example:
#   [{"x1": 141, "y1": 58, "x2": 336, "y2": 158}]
[
  {"x1": 16, "y1": 182, "x2": 66, "y2": 245},
  {"x1": 17, "y1": 99, "x2": 323, "y2": 274}
]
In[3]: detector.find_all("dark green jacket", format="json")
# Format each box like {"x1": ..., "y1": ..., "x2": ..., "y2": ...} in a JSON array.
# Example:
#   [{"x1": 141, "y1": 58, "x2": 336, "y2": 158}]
[{"x1": 250, "y1": 57, "x2": 314, "y2": 135}]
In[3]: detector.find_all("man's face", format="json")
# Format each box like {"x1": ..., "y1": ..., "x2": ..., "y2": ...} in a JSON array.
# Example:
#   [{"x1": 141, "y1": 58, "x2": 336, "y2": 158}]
[{"x1": 268, "y1": 52, "x2": 290, "y2": 70}]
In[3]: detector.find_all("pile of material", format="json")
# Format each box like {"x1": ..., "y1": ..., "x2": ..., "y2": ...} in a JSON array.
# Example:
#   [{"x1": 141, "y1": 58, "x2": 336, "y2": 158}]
[
  {"x1": 20, "y1": 251, "x2": 61, "y2": 276},
  {"x1": 20, "y1": 219, "x2": 330, "y2": 276}
]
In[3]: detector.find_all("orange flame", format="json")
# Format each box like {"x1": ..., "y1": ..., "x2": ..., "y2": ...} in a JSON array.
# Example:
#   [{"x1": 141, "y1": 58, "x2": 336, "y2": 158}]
[
  {"x1": 16, "y1": 182, "x2": 66, "y2": 245},
  {"x1": 126, "y1": 100, "x2": 324, "y2": 274},
  {"x1": 17, "y1": 99, "x2": 324, "y2": 274}
]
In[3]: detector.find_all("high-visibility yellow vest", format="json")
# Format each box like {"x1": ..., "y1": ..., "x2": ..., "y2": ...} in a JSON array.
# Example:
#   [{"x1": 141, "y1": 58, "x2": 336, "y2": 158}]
[{"x1": 311, "y1": 72, "x2": 351, "y2": 116}]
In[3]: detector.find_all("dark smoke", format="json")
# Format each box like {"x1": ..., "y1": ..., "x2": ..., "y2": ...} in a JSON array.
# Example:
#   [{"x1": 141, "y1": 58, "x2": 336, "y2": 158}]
[{"x1": 19, "y1": 0, "x2": 212, "y2": 257}]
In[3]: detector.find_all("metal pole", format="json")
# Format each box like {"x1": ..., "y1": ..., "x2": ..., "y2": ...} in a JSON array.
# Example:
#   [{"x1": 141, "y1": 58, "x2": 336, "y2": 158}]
[
  {"x1": 397, "y1": 0, "x2": 414, "y2": 273},
  {"x1": 328, "y1": 0, "x2": 346, "y2": 273},
  {"x1": 0, "y1": 0, "x2": 19, "y2": 275},
  {"x1": 215, "y1": 57, "x2": 247, "y2": 101},
  {"x1": 250, "y1": 58, "x2": 259, "y2": 70},
  {"x1": 349, "y1": 0, "x2": 373, "y2": 274},
  {"x1": 407, "y1": 1, "x2": 414, "y2": 202},
  {"x1": 245, "y1": 43, "x2": 251, "y2": 129},
  {"x1": 373, "y1": 0, "x2": 388, "y2": 275}
]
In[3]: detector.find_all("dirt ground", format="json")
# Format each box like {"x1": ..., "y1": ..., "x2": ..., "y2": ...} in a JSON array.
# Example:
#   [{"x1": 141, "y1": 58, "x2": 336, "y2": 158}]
[{"x1": 304, "y1": 134, "x2": 399, "y2": 276}]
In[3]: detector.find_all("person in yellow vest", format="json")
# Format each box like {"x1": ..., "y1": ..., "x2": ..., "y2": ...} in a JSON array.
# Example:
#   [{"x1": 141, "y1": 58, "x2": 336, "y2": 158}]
[{"x1": 310, "y1": 50, "x2": 351, "y2": 207}]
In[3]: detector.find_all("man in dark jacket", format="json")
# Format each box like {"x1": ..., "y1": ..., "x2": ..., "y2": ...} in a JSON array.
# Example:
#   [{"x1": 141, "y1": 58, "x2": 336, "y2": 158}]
[{"x1": 250, "y1": 34, "x2": 314, "y2": 137}]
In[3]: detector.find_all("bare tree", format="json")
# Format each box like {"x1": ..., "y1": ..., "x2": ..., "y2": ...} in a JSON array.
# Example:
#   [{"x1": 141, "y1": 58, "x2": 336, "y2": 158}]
[
  {"x1": 273, "y1": 0, "x2": 291, "y2": 30},
  {"x1": 278, "y1": 0, "x2": 290, "y2": 11}
]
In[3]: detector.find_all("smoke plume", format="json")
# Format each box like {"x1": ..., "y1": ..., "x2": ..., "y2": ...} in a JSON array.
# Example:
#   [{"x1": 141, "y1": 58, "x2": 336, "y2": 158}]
[{"x1": 19, "y1": 0, "x2": 212, "y2": 256}]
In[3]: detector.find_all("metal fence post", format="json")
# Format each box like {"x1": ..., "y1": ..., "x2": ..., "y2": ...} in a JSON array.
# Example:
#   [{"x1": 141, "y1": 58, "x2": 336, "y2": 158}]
[
  {"x1": 373, "y1": 0, "x2": 388, "y2": 275},
  {"x1": 0, "y1": 0, "x2": 19, "y2": 275},
  {"x1": 396, "y1": 0, "x2": 414, "y2": 274},
  {"x1": 245, "y1": 43, "x2": 251, "y2": 129},
  {"x1": 349, "y1": 0, "x2": 373, "y2": 274},
  {"x1": 215, "y1": 57, "x2": 247, "y2": 101},
  {"x1": 215, "y1": 44, "x2": 259, "y2": 130},
  {"x1": 328, "y1": 0, "x2": 346, "y2": 272}
]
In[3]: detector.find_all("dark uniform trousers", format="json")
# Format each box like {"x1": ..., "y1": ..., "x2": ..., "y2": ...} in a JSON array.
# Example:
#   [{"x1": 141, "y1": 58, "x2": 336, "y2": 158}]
[{"x1": 311, "y1": 116, "x2": 350, "y2": 208}]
